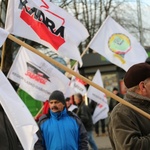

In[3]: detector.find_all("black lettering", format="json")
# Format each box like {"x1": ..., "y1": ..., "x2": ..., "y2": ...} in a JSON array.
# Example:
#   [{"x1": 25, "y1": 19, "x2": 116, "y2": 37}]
[
  {"x1": 55, "y1": 26, "x2": 64, "y2": 38},
  {"x1": 45, "y1": 17, "x2": 55, "y2": 34},
  {"x1": 19, "y1": 0, "x2": 65, "y2": 38}
]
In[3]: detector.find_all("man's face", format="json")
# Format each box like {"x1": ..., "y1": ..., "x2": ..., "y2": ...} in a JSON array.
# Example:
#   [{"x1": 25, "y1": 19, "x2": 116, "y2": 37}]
[
  {"x1": 113, "y1": 90, "x2": 118, "y2": 95},
  {"x1": 74, "y1": 95, "x2": 80, "y2": 105},
  {"x1": 142, "y1": 78, "x2": 150, "y2": 98},
  {"x1": 49, "y1": 100, "x2": 65, "y2": 112},
  {"x1": 66, "y1": 100, "x2": 71, "y2": 108}
]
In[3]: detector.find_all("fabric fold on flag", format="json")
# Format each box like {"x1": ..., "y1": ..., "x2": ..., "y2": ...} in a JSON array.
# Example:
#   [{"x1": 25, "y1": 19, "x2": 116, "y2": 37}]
[
  {"x1": 89, "y1": 16, "x2": 148, "y2": 71},
  {"x1": 0, "y1": 28, "x2": 9, "y2": 47},
  {"x1": 0, "y1": 70, "x2": 38, "y2": 150}
]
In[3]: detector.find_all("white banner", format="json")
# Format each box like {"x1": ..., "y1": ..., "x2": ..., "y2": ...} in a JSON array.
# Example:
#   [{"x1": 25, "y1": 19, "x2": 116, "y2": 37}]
[
  {"x1": 5, "y1": 0, "x2": 89, "y2": 65},
  {"x1": 69, "y1": 64, "x2": 87, "y2": 96},
  {"x1": 0, "y1": 70, "x2": 38, "y2": 150},
  {"x1": 89, "y1": 16, "x2": 148, "y2": 71},
  {"x1": 92, "y1": 104, "x2": 108, "y2": 124},
  {"x1": 7, "y1": 47, "x2": 70, "y2": 101},
  {"x1": 87, "y1": 70, "x2": 109, "y2": 123},
  {"x1": 0, "y1": 28, "x2": 9, "y2": 47}
]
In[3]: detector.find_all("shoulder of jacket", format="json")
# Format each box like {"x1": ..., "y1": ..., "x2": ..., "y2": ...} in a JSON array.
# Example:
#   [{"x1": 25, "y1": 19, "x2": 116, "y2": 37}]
[
  {"x1": 38, "y1": 113, "x2": 50, "y2": 126},
  {"x1": 67, "y1": 111, "x2": 82, "y2": 123}
]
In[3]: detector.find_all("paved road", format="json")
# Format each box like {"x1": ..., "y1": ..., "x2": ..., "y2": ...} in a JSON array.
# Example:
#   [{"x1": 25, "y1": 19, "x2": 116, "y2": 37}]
[
  {"x1": 89, "y1": 131, "x2": 112, "y2": 150},
  {"x1": 94, "y1": 134, "x2": 112, "y2": 150}
]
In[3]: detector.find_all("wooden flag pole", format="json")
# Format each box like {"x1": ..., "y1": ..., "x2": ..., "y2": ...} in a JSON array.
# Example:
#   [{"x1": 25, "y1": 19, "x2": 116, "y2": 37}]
[
  {"x1": 7, "y1": 34, "x2": 150, "y2": 120},
  {"x1": 34, "y1": 105, "x2": 44, "y2": 120},
  {"x1": 0, "y1": 42, "x2": 6, "y2": 70}
]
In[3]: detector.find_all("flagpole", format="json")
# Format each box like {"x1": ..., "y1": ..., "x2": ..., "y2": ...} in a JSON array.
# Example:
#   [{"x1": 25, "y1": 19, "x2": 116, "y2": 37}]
[
  {"x1": 0, "y1": 42, "x2": 6, "y2": 70},
  {"x1": 34, "y1": 105, "x2": 44, "y2": 120},
  {"x1": 88, "y1": 15, "x2": 110, "y2": 46},
  {"x1": 7, "y1": 34, "x2": 150, "y2": 120},
  {"x1": 71, "y1": 16, "x2": 110, "y2": 70}
]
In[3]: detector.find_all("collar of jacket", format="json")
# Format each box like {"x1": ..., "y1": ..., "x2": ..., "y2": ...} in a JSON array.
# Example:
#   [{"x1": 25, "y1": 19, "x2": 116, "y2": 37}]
[
  {"x1": 50, "y1": 108, "x2": 67, "y2": 120},
  {"x1": 125, "y1": 91, "x2": 150, "y2": 104}
]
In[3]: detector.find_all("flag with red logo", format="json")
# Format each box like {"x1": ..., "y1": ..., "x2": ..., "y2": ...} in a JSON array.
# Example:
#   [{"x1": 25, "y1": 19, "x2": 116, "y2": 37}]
[
  {"x1": 7, "y1": 46, "x2": 70, "y2": 101},
  {"x1": 87, "y1": 70, "x2": 109, "y2": 124},
  {"x1": 5, "y1": 0, "x2": 89, "y2": 66},
  {"x1": 69, "y1": 64, "x2": 87, "y2": 96}
]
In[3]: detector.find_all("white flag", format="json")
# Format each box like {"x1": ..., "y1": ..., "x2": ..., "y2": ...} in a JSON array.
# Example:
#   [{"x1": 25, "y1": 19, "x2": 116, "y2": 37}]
[
  {"x1": 5, "y1": 0, "x2": 89, "y2": 66},
  {"x1": 0, "y1": 70, "x2": 38, "y2": 150},
  {"x1": 0, "y1": 28, "x2": 9, "y2": 47},
  {"x1": 89, "y1": 16, "x2": 148, "y2": 71},
  {"x1": 92, "y1": 104, "x2": 108, "y2": 124},
  {"x1": 69, "y1": 64, "x2": 87, "y2": 96},
  {"x1": 87, "y1": 70, "x2": 109, "y2": 124},
  {"x1": 7, "y1": 46, "x2": 70, "y2": 102}
]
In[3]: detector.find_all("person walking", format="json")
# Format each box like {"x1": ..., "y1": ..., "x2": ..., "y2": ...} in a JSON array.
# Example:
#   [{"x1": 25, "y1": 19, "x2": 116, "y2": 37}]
[
  {"x1": 34, "y1": 90, "x2": 88, "y2": 150},
  {"x1": 109, "y1": 87, "x2": 122, "y2": 112},
  {"x1": 74, "y1": 93, "x2": 98, "y2": 150},
  {"x1": 108, "y1": 62, "x2": 150, "y2": 150},
  {"x1": 89, "y1": 100, "x2": 107, "y2": 137}
]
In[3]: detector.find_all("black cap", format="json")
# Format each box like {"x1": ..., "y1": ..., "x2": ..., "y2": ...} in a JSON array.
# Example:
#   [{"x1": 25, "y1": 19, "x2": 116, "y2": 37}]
[
  {"x1": 124, "y1": 63, "x2": 150, "y2": 88},
  {"x1": 49, "y1": 90, "x2": 65, "y2": 105}
]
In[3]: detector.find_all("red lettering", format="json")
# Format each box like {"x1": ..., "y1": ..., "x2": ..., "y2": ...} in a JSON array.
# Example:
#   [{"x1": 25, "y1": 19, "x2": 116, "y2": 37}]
[{"x1": 25, "y1": 70, "x2": 48, "y2": 84}]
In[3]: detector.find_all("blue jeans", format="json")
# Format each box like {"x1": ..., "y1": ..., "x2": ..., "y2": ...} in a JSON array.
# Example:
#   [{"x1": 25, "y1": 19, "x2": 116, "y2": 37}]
[{"x1": 87, "y1": 131, "x2": 98, "y2": 150}]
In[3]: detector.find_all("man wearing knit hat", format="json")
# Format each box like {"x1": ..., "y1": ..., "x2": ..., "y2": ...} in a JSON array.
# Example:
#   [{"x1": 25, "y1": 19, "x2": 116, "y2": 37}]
[
  {"x1": 34, "y1": 90, "x2": 88, "y2": 150},
  {"x1": 108, "y1": 62, "x2": 150, "y2": 150}
]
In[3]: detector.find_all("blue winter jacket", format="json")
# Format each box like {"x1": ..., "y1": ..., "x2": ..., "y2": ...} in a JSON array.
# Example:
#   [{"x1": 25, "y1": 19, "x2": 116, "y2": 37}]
[{"x1": 34, "y1": 108, "x2": 88, "y2": 150}]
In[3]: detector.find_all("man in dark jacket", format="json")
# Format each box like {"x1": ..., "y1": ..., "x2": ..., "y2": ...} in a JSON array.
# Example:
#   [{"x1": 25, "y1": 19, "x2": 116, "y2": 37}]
[
  {"x1": 109, "y1": 87, "x2": 122, "y2": 112},
  {"x1": 108, "y1": 62, "x2": 150, "y2": 150},
  {"x1": 34, "y1": 90, "x2": 88, "y2": 150},
  {"x1": 74, "y1": 93, "x2": 98, "y2": 150},
  {"x1": 0, "y1": 104, "x2": 23, "y2": 150}
]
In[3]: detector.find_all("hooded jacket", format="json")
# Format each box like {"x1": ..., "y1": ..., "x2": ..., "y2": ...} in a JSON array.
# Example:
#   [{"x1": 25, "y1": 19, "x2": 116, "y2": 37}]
[
  {"x1": 108, "y1": 91, "x2": 150, "y2": 150},
  {"x1": 34, "y1": 108, "x2": 88, "y2": 150}
]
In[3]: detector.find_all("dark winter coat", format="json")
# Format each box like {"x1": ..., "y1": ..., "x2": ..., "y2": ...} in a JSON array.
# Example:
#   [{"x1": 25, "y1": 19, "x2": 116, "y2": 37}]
[
  {"x1": 77, "y1": 101, "x2": 93, "y2": 132},
  {"x1": 108, "y1": 91, "x2": 150, "y2": 150}
]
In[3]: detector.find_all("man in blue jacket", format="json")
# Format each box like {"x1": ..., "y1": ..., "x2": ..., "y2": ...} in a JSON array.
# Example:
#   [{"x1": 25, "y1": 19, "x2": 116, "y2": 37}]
[{"x1": 34, "y1": 90, "x2": 88, "y2": 150}]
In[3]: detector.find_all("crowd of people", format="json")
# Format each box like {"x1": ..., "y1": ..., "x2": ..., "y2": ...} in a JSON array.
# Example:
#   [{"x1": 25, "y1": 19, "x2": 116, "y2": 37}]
[{"x1": 1, "y1": 62, "x2": 150, "y2": 150}]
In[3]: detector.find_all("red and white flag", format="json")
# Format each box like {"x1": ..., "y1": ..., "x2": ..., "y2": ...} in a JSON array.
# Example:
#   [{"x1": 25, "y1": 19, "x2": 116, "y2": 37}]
[
  {"x1": 69, "y1": 64, "x2": 87, "y2": 96},
  {"x1": 89, "y1": 16, "x2": 148, "y2": 71},
  {"x1": 7, "y1": 46, "x2": 70, "y2": 101},
  {"x1": 87, "y1": 70, "x2": 109, "y2": 124},
  {"x1": 0, "y1": 70, "x2": 38, "y2": 150},
  {"x1": 5, "y1": 0, "x2": 89, "y2": 66}
]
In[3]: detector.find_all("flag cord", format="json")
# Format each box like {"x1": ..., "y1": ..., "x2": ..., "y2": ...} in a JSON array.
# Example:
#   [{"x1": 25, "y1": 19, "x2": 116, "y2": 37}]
[{"x1": 7, "y1": 34, "x2": 150, "y2": 120}]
